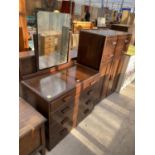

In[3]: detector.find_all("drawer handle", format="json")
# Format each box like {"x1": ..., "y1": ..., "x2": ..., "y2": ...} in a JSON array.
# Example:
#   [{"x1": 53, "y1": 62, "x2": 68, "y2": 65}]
[
  {"x1": 59, "y1": 128, "x2": 67, "y2": 136},
  {"x1": 124, "y1": 40, "x2": 129, "y2": 43},
  {"x1": 112, "y1": 41, "x2": 117, "y2": 46},
  {"x1": 61, "y1": 117, "x2": 69, "y2": 125},
  {"x1": 63, "y1": 96, "x2": 71, "y2": 102},
  {"x1": 87, "y1": 89, "x2": 93, "y2": 95},
  {"x1": 85, "y1": 100, "x2": 91, "y2": 105},
  {"x1": 84, "y1": 109, "x2": 90, "y2": 115},
  {"x1": 61, "y1": 106, "x2": 70, "y2": 114},
  {"x1": 108, "y1": 54, "x2": 114, "y2": 58},
  {"x1": 90, "y1": 81, "x2": 96, "y2": 86}
]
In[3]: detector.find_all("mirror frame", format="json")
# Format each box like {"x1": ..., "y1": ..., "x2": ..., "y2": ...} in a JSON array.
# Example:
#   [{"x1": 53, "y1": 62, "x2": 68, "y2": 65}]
[{"x1": 35, "y1": 10, "x2": 71, "y2": 71}]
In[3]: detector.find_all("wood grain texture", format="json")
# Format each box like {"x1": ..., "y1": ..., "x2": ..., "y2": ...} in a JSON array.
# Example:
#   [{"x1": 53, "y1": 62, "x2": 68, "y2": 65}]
[{"x1": 19, "y1": 97, "x2": 46, "y2": 155}]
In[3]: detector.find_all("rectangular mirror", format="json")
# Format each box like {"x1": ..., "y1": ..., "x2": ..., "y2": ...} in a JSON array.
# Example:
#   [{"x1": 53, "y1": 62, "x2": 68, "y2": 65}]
[{"x1": 37, "y1": 11, "x2": 71, "y2": 70}]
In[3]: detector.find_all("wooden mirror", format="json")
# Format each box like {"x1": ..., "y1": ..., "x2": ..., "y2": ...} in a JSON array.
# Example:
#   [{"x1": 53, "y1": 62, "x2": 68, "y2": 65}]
[{"x1": 36, "y1": 11, "x2": 71, "y2": 70}]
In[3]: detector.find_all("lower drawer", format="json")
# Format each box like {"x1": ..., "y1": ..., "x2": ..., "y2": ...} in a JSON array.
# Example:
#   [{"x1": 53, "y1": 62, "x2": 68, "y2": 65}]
[
  {"x1": 19, "y1": 128, "x2": 41, "y2": 155},
  {"x1": 46, "y1": 127, "x2": 69, "y2": 150}
]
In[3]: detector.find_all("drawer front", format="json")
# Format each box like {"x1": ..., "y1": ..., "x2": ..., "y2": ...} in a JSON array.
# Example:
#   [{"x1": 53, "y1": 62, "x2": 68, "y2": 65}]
[
  {"x1": 82, "y1": 76, "x2": 100, "y2": 90},
  {"x1": 123, "y1": 35, "x2": 132, "y2": 52},
  {"x1": 103, "y1": 37, "x2": 117, "y2": 58},
  {"x1": 50, "y1": 91, "x2": 75, "y2": 113},
  {"x1": 19, "y1": 128, "x2": 41, "y2": 155},
  {"x1": 49, "y1": 102, "x2": 74, "y2": 132},
  {"x1": 115, "y1": 35, "x2": 132, "y2": 55},
  {"x1": 47, "y1": 127, "x2": 69, "y2": 149},
  {"x1": 100, "y1": 60, "x2": 112, "y2": 77}
]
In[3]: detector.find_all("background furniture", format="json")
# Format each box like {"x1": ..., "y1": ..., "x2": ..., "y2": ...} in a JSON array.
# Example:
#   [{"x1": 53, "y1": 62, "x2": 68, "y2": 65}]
[{"x1": 19, "y1": 97, "x2": 46, "y2": 155}]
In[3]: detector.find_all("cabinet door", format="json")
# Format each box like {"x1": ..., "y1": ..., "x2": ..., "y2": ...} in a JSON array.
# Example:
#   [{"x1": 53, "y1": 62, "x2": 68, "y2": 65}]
[{"x1": 77, "y1": 31, "x2": 104, "y2": 70}]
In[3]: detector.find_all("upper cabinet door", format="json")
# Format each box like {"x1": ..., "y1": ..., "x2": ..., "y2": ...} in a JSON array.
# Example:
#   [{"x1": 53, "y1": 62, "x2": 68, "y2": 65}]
[{"x1": 77, "y1": 31, "x2": 104, "y2": 70}]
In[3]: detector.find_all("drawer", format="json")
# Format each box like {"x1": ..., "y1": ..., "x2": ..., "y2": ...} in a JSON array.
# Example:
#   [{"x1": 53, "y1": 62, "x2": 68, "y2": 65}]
[
  {"x1": 82, "y1": 76, "x2": 100, "y2": 90},
  {"x1": 115, "y1": 35, "x2": 132, "y2": 55},
  {"x1": 79, "y1": 97, "x2": 95, "y2": 111},
  {"x1": 77, "y1": 105, "x2": 94, "y2": 123},
  {"x1": 19, "y1": 128, "x2": 41, "y2": 155},
  {"x1": 49, "y1": 102, "x2": 74, "y2": 130},
  {"x1": 50, "y1": 91, "x2": 75, "y2": 113},
  {"x1": 48, "y1": 127, "x2": 69, "y2": 149},
  {"x1": 103, "y1": 37, "x2": 117, "y2": 57}
]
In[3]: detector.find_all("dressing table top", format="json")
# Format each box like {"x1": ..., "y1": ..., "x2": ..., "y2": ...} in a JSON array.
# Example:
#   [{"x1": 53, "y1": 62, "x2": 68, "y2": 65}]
[{"x1": 22, "y1": 64, "x2": 99, "y2": 102}]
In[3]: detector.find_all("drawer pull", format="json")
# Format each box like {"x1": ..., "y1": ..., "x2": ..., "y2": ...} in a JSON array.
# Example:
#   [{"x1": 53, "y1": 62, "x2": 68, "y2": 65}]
[
  {"x1": 63, "y1": 96, "x2": 71, "y2": 102},
  {"x1": 112, "y1": 41, "x2": 117, "y2": 46},
  {"x1": 124, "y1": 40, "x2": 129, "y2": 43},
  {"x1": 59, "y1": 128, "x2": 67, "y2": 136},
  {"x1": 61, "y1": 117, "x2": 69, "y2": 125},
  {"x1": 85, "y1": 100, "x2": 91, "y2": 105},
  {"x1": 84, "y1": 109, "x2": 90, "y2": 115},
  {"x1": 90, "y1": 81, "x2": 96, "y2": 86},
  {"x1": 61, "y1": 106, "x2": 70, "y2": 114},
  {"x1": 87, "y1": 90, "x2": 93, "y2": 95}
]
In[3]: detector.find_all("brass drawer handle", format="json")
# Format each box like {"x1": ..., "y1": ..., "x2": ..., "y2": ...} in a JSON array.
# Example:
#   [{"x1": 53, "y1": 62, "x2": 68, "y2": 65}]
[
  {"x1": 84, "y1": 109, "x2": 90, "y2": 115},
  {"x1": 125, "y1": 39, "x2": 129, "y2": 43},
  {"x1": 87, "y1": 89, "x2": 93, "y2": 95},
  {"x1": 85, "y1": 100, "x2": 91, "y2": 105},
  {"x1": 61, "y1": 106, "x2": 70, "y2": 114},
  {"x1": 62, "y1": 95, "x2": 71, "y2": 102},
  {"x1": 61, "y1": 117, "x2": 69, "y2": 125},
  {"x1": 90, "y1": 81, "x2": 96, "y2": 86},
  {"x1": 112, "y1": 41, "x2": 117, "y2": 46}
]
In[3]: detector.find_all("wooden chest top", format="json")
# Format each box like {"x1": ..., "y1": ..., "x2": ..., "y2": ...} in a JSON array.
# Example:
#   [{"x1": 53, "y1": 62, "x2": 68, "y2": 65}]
[{"x1": 19, "y1": 98, "x2": 46, "y2": 138}]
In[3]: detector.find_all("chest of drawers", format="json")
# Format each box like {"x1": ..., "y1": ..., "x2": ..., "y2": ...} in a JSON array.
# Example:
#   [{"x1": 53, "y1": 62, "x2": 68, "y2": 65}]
[
  {"x1": 21, "y1": 64, "x2": 101, "y2": 150},
  {"x1": 77, "y1": 29, "x2": 132, "y2": 98}
]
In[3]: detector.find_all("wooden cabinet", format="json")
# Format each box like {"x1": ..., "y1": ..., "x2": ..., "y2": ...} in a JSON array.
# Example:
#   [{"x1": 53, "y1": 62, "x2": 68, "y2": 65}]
[
  {"x1": 77, "y1": 29, "x2": 132, "y2": 98},
  {"x1": 21, "y1": 64, "x2": 101, "y2": 150},
  {"x1": 19, "y1": 98, "x2": 46, "y2": 155}
]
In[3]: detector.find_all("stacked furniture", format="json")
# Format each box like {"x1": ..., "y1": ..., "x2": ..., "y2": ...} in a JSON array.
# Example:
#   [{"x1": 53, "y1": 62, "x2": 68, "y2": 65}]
[
  {"x1": 19, "y1": 97, "x2": 46, "y2": 155},
  {"x1": 20, "y1": 29, "x2": 131, "y2": 151}
]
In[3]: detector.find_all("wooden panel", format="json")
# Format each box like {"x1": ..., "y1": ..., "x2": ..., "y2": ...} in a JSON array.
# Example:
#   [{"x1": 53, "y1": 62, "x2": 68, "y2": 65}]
[
  {"x1": 77, "y1": 31, "x2": 104, "y2": 70},
  {"x1": 102, "y1": 36, "x2": 117, "y2": 58},
  {"x1": 19, "y1": 51, "x2": 37, "y2": 76},
  {"x1": 19, "y1": 128, "x2": 41, "y2": 155},
  {"x1": 19, "y1": 98, "x2": 46, "y2": 155}
]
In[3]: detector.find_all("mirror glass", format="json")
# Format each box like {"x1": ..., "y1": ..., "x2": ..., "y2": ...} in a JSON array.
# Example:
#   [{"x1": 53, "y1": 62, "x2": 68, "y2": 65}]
[{"x1": 37, "y1": 11, "x2": 71, "y2": 70}]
